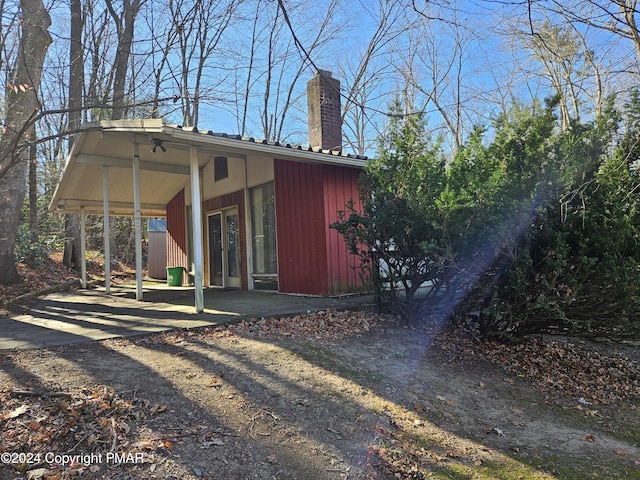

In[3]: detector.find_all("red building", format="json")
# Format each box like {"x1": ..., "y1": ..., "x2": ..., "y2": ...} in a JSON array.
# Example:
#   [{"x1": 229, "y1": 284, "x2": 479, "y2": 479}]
[{"x1": 50, "y1": 71, "x2": 368, "y2": 311}]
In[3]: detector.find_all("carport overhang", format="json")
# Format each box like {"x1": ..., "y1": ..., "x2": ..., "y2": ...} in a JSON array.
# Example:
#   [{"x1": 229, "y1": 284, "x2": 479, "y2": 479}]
[
  {"x1": 50, "y1": 119, "x2": 220, "y2": 312},
  {"x1": 50, "y1": 119, "x2": 366, "y2": 217},
  {"x1": 50, "y1": 119, "x2": 367, "y2": 313},
  {"x1": 51, "y1": 119, "x2": 235, "y2": 217}
]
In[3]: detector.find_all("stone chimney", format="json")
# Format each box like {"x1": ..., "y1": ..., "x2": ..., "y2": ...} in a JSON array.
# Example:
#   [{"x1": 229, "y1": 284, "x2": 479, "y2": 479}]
[{"x1": 307, "y1": 69, "x2": 342, "y2": 151}]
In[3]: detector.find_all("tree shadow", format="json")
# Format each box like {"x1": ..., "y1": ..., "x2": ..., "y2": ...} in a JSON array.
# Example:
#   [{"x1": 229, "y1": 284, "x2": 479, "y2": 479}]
[
  {"x1": 133, "y1": 326, "x2": 568, "y2": 479},
  {"x1": 3, "y1": 317, "x2": 633, "y2": 479},
  {"x1": 28, "y1": 339, "x2": 375, "y2": 479},
  {"x1": 0, "y1": 296, "x2": 231, "y2": 349}
]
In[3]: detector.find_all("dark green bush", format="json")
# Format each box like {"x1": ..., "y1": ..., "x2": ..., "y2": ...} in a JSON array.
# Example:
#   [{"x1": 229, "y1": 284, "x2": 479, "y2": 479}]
[
  {"x1": 15, "y1": 223, "x2": 51, "y2": 266},
  {"x1": 333, "y1": 94, "x2": 640, "y2": 341}
]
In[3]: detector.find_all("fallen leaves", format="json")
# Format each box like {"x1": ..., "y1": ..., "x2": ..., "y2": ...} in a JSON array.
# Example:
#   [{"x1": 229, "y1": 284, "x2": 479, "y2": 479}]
[
  {"x1": 4, "y1": 404, "x2": 29, "y2": 420},
  {"x1": 452, "y1": 336, "x2": 640, "y2": 406},
  {"x1": 219, "y1": 309, "x2": 398, "y2": 344},
  {"x1": 149, "y1": 404, "x2": 167, "y2": 416},
  {"x1": 0, "y1": 385, "x2": 147, "y2": 477},
  {"x1": 371, "y1": 424, "x2": 492, "y2": 479},
  {"x1": 0, "y1": 253, "x2": 137, "y2": 306},
  {"x1": 145, "y1": 309, "x2": 398, "y2": 351},
  {"x1": 2, "y1": 257, "x2": 639, "y2": 479}
]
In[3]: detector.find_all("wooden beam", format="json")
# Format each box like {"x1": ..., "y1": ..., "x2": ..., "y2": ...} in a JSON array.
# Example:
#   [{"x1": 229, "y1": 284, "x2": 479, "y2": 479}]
[
  {"x1": 57, "y1": 199, "x2": 166, "y2": 213},
  {"x1": 77, "y1": 154, "x2": 190, "y2": 175}
]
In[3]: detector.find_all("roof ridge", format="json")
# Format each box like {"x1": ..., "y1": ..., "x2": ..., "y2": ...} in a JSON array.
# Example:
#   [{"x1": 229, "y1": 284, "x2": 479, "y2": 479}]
[{"x1": 165, "y1": 123, "x2": 367, "y2": 160}]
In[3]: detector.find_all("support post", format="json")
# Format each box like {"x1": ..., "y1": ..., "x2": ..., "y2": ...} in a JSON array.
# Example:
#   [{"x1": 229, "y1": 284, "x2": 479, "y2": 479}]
[
  {"x1": 133, "y1": 146, "x2": 143, "y2": 301},
  {"x1": 244, "y1": 157, "x2": 253, "y2": 290},
  {"x1": 80, "y1": 207, "x2": 87, "y2": 289},
  {"x1": 103, "y1": 166, "x2": 111, "y2": 294},
  {"x1": 190, "y1": 145, "x2": 204, "y2": 313}
]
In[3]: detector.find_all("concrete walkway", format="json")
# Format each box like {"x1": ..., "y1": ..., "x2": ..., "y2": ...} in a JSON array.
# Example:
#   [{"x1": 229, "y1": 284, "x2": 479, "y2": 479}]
[{"x1": 0, "y1": 286, "x2": 375, "y2": 350}]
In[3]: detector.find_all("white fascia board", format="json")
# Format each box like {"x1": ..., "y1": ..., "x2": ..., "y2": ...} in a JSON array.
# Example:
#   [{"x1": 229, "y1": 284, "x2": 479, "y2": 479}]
[{"x1": 97, "y1": 118, "x2": 165, "y2": 132}]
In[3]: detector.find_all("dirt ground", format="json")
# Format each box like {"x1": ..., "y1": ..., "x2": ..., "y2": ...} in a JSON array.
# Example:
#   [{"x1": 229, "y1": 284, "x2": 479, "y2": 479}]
[{"x1": 1, "y1": 311, "x2": 639, "y2": 480}]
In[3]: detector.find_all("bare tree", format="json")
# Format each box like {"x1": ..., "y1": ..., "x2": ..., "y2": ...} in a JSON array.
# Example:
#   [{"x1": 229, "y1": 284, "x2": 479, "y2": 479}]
[
  {"x1": 169, "y1": 0, "x2": 240, "y2": 126},
  {"x1": 339, "y1": 0, "x2": 411, "y2": 156},
  {"x1": 106, "y1": 0, "x2": 144, "y2": 120},
  {"x1": 503, "y1": 5, "x2": 610, "y2": 130},
  {"x1": 0, "y1": 0, "x2": 51, "y2": 284},
  {"x1": 63, "y1": 0, "x2": 146, "y2": 265},
  {"x1": 265, "y1": 0, "x2": 343, "y2": 142},
  {"x1": 539, "y1": 0, "x2": 640, "y2": 75},
  {"x1": 236, "y1": 0, "x2": 263, "y2": 136},
  {"x1": 570, "y1": 23, "x2": 605, "y2": 118},
  {"x1": 69, "y1": 0, "x2": 84, "y2": 134},
  {"x1": 146, "y1": 0, "x2": 180, "y2": 119},
  {"x1": 398, "y1": 6, "x2": 477, "y2": 153},
  {"x1": 516, "y1": 20, "x2": 584, "y2": 130},
  {"x1": 103, "y1": 0, "x2": 145, "y2": 264},
  {"x1": 84, "y1": 2, "x2": 114, "y2": 121},
  {"x1": 232, "y1": 0, "x2": 344, "y2": 143}
]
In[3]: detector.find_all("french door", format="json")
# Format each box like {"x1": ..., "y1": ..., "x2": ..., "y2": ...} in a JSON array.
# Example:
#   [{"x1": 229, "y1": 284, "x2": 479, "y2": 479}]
[{"x1": 207, "y1": 208, "x2": 240, "y2": 288}]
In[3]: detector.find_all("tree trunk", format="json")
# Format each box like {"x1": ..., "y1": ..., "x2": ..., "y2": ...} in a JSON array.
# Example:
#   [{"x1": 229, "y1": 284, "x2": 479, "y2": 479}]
[
  {"x1": 28, "y1": 127, "x2": 38, "y2": 266},
  {"x1": 104, "y1": 0, "x2": 142, "y2": 265},
  {"x1": 62, "y1": 215, "x2": 81, "y2": 269},
  {"x1": 107, "y1": 0, "x2": 143, "y2": 121},
  {"x1": 68, "y1": 0, "x2": 83, "y2": 132},
  {"x1": 62, "y1": 0, "x2": 84, "y2": 269},
  {"x1": 0, "y1": 0, "x2": 52, "y2": 285}
]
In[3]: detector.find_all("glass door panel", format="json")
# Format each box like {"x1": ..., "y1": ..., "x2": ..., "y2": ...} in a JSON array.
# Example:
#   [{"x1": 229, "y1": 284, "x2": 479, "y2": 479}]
[
  {"x1": 225, "y1": 210, "x2": 240, "y2": 288},
  {"x1": 208, "y1": 209, "x2": 240, "y2": 288},
  {"x1": 208, "y1": 213, "x2": 223, "y2": 287}
]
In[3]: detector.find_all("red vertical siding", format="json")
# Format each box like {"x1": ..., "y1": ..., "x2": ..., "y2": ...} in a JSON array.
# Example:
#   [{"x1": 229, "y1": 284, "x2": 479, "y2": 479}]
[
  {"x1": 274, "y1": 159, "x2": 328, "y2": 294},
  {"x1": 166, "y1": 189, "x2": 188, "y2": 285},
  {"x1": 323, "y1": 165, "x2": 366, "y2": 294}
]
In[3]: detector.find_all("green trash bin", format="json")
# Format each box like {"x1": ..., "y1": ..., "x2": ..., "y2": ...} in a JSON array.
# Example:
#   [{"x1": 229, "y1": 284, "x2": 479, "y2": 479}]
[{"x1": 166, "y1": 267, "x2": 184, "y2": 286}]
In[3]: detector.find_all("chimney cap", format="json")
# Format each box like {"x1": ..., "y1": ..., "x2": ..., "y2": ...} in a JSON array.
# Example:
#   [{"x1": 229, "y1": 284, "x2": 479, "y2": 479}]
[{"x1": 315, "y1": 69, "x2": 333, "y2": 78}]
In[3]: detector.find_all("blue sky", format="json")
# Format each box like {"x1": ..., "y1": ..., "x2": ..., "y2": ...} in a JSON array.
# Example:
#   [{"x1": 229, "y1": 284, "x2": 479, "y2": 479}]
[{"x1": 37, "y1": 0, "x2": 638, "y2": 158}]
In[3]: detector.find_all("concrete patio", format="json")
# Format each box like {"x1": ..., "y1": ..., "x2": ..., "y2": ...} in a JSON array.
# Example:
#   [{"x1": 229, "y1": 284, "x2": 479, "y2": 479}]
[{"x1": 0, "y1": 285, "x2": 375, "y2": 350}]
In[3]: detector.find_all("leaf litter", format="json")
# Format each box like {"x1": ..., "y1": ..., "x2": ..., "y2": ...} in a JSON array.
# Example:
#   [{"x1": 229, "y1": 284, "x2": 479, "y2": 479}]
[
  {"x1": 0, "y1": 385, "x2": 162, "y2": 478},
  {"x1": 448, "y1": 335, "x2": 640, "y2": 406},
  {"x1": 1, "y1": 309, "x2": 639, "y2": 479}
]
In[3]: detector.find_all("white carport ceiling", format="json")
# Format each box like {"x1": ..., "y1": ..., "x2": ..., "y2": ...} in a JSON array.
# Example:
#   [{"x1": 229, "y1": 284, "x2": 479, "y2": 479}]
[{"x1": 51, "y1": 120, "x2": 230, "y2": 216}]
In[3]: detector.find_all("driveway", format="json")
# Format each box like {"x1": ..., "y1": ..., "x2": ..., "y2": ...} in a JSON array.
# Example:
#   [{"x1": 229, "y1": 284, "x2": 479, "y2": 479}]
[{"x1": 0, "y1": 286, "x2": 374, "y2": 350}]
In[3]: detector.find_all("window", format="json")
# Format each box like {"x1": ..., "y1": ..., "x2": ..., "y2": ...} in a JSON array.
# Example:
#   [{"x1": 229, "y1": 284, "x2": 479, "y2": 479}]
[
  {"x1": 214, "y1": 156, "x2": 228, "y2": 182},
  {"x1": 250, "y1": 182, "x2": 278, "y2": 290}
]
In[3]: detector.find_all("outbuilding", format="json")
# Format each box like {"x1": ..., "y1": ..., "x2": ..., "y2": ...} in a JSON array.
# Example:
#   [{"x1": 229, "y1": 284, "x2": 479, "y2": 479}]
[{"x1": 49, "y1": 71, "x2": 368, "y2": 312}]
